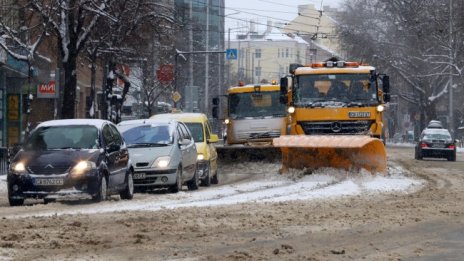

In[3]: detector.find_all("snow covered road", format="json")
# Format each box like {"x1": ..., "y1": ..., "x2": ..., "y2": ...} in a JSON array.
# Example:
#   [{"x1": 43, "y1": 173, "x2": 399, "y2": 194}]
[{"x1": 0, "y1": 161, "x2": 423, "y2": 218}]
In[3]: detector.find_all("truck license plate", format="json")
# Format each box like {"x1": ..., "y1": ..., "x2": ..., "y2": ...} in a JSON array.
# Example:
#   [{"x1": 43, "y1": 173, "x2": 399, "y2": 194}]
[
  {"x1": 133, "y1": 173, "x2": 146, "y2": 179},
  {"x1": 34, "y1": 178, "x2": 64, "y2": 186}
]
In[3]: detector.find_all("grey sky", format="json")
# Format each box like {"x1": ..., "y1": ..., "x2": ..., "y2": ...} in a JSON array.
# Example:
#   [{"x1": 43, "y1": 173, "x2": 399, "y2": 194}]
[{"x1": 225, "y1": 0, "x2": 343, "y2": 29}]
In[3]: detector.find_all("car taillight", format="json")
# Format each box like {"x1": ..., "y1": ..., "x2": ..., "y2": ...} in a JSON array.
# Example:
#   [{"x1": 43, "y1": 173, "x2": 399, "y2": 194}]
[
  {"x1": 448, "y1": 144, "x2": 455, "y2": 149},
  {"x1": 420, "y1": 142, "x2": 428, "y2": 148}
]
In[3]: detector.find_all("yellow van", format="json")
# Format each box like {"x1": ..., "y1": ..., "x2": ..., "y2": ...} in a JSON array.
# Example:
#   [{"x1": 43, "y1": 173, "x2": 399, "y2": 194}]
[{"x1": 150, "y1": 112, "x2": 219, "y2": 185}]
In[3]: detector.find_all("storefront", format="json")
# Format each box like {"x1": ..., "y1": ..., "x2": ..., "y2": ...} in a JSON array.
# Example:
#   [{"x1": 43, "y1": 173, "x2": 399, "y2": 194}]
[{"x1": 0, "y1": 49, "x2": 50, "y2": 147}]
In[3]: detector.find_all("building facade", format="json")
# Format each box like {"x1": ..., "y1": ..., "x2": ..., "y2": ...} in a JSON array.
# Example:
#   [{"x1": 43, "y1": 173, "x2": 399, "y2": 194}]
[
  {"x1": 174, "y1": 0, "x2": 225, "y2": 115},
  {"x1": 284, "y1": 4, "x2": 344, "y2": 62},
  {"x1": 227, "y1": 21, "x2": 309, "y2": 86}
]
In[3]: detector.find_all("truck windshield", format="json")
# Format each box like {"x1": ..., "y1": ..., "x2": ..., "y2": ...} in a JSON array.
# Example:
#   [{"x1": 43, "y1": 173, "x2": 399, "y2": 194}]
[
  {"x1": 294, "y1": 74, "x2": 378, "y2": 106},
  {"x1": 229, "y1": 91, "x2": 286, "y2": 119}
]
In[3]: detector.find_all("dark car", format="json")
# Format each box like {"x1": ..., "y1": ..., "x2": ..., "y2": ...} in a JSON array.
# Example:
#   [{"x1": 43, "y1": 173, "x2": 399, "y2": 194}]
[
  {"x1": 7, "y1": 119, "x2": 134, "y2": 206},
  {"x1": 415, "y1": 128, "x2": 456, "y2": 161}
]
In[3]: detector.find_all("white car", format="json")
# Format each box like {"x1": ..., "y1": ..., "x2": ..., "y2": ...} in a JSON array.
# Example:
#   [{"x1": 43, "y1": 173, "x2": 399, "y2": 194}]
[{"x1": 117, "y1": 119, "x2": 198, "y2": 193}]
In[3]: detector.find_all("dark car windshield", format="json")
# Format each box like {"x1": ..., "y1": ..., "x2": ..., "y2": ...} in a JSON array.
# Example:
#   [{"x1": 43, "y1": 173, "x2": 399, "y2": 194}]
[
  {"x1": 120, "y1": 125, "x2": 173, "y2": 146},
  {"x1": 25, "y1": 125, "x2": 99, "y2": 150},
  {"x1": 185, "y1": 123, "x2": 204, "y2": 142}
]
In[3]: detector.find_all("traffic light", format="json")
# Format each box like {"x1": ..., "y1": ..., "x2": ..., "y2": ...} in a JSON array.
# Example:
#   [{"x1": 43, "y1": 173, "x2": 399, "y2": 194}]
[{"x1": 212, "y1": 97, "x2": 219, "y2": 118}]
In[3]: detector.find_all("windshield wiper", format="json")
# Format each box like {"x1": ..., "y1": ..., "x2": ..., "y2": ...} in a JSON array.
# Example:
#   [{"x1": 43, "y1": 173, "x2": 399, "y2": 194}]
[
  {"x1": 56, "y1": 147, "x2": 82, "y2": 150},
  {"x1": 127, "y1": 143, "x2": 168, "y2": 148}
]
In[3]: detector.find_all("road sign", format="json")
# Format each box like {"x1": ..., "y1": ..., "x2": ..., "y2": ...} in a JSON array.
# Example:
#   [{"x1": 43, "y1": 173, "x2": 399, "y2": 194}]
[
  {"x1": 172, "y1": 91, "x2": 181, "y2": 103},
  {"x1": 226, "y1": 49, "x2": 238, "y2": 60},
  {"x1": 157, "y1": 64, "x2": 174, "y2": 86}
]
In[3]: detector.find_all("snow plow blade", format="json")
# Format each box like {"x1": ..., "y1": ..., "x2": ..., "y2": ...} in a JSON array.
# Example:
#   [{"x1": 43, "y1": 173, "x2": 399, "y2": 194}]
[{"x1": 273, "y1": 135, "x2": 386, "y2": 173}]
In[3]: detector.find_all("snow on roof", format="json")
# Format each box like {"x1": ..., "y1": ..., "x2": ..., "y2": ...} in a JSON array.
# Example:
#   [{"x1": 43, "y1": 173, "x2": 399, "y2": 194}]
[
  {"x1": 117, "y1": 118, "x2": 175, "y2": 127},
  {"x1": 229, "y1": 26, "x2": 308, "y2": 45},
  {"x1": 310, "y1": 40, "x2": 340, "y2": 57},
  {"x1": 151, "y1": 112, "x2": 207, "y2": 121},
  {"x1": 36, "y1": 119, "x2": 111, "y2": 129}
]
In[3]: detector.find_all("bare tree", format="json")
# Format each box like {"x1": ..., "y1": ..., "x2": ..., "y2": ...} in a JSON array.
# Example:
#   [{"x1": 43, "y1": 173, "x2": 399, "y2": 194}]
[{"x1": 337, "y1": 0, "x2": 464, "y2": 133}]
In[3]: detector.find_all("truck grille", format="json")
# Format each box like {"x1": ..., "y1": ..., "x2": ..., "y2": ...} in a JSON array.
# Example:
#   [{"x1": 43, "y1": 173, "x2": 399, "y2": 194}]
[
  {"x1": 299, "y1": 121, "x2": 373, "y2": 135},
  {"x1": 237, "y1": 131, "x2": 281, "y2": 140}
]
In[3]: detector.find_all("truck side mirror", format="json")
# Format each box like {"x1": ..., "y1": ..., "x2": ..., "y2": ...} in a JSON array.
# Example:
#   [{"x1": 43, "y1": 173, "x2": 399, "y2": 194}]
[
  {"x1": 382, "y1": 75, "x2": 390, "y2": 94},
  {"x1": 280, "y1": 77, "x2": 288, "y2": 104}
]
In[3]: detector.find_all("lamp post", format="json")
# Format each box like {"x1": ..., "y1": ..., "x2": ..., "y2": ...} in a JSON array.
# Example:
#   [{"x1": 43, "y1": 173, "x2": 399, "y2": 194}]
[
  {"x1": 448, "y1": 0, "x2": 454, "y2": 136},
  {"x1": 226, "y1": 24, "x2": 246, "y2": 87}
]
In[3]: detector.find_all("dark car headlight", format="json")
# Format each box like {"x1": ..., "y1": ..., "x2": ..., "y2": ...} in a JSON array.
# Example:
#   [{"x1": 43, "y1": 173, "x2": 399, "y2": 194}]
[
  {"x1": 70, "y1": 161, "x2": 96, "y2": 176},
  {"x1": 11, "y1": 162, "x2": 27, "y2": 175}
]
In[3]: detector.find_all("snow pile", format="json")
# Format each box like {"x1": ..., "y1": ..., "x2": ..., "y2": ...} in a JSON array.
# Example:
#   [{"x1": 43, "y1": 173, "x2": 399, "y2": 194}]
[{"x1": 0, "y1": 163, "x2": 424, "y2": 218}]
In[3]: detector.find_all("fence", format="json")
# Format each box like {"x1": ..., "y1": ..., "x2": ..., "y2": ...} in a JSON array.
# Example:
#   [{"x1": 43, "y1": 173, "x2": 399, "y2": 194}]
[{"x1": 0, "y1": 147, "x2": 8, "y2": 175}]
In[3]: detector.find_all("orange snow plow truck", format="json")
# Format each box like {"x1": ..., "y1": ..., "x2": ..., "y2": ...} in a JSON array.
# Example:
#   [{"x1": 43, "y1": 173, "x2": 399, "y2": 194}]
[{"x1": 274, "y1": 58, "x2": 390, "y2": 173}]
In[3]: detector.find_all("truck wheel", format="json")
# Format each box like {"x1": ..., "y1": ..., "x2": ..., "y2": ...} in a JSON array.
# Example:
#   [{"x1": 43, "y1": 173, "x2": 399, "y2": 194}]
[{"x1": 448, "y1": 151, "x2": 456, "y2": 162}]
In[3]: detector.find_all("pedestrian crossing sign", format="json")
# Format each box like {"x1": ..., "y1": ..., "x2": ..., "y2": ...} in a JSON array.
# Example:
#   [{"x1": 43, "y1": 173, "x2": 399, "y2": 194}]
[{"x1": 226, "y1": 49, "x2": 238, "y2": 60}]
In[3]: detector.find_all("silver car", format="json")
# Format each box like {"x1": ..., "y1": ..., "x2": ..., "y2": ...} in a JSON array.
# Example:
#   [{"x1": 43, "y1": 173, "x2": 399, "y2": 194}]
[{"x1": 117, "y1": 119, "x2": 198, "y2": 193}]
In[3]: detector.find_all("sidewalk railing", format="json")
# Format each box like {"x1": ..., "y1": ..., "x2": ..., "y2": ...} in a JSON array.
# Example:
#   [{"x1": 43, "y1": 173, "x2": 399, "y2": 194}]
[{"x1": 0, "y1": 147, "x2": 9, "y2": 175}]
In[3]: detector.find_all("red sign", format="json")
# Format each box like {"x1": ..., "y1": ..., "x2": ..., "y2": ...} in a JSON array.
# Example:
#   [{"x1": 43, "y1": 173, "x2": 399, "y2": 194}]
[
  {"x1": 117, "y1": 64, "x2": 130, "y2": 86},
  {"x1": 157, "y1": 64, "x2": 174, "y2": 85},
  {"x1": 38, "y1": 80, "x2": 56, "y2": 94}
]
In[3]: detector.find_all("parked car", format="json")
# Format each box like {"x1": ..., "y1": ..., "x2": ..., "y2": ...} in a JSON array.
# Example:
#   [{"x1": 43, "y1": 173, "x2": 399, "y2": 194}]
[
  {"x1": 150, "y1": 113, "x2": 219, "y2": 186},
  {"x1": 117, "y1": 119, "x2": 198, "y2": 192},
  {"x1": 415, "y1": 128, "x2": 456, "y2": 161},
  {"x1": 7, "y1": 119, "x2": 134, "y2": 206}
]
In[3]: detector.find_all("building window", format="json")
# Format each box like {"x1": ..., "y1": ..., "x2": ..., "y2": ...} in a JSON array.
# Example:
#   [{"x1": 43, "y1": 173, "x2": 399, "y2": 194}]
[
  {"x1": 277, "y1": 48, "x2": 280, "y2": 58},
  {"x1": 255, "y1": 67, "x2": 261, "y2": 77},
  {"x1": 286, "y1": 48, "x2": 289, "y2": 58},
  {"x1": 255, "y1": 49, "x2": 261, "y2": 59}
]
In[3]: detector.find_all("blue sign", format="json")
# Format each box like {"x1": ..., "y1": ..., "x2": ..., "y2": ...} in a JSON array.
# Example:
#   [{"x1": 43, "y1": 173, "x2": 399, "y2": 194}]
[
  {"x1": 7, "y1": 54, "x2": 29, "y2": 76},
  {"x1": 226, "y1": 49, "x2": 238, "y2": 60}
]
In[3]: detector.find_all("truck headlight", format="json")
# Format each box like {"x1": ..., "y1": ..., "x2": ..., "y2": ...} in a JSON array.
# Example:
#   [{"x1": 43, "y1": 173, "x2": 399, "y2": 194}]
[
  {"x1": 224, "y1": 119, "x2": 230, "y2": 124},
  {"x1": 152, "y1": 156, "x2": 170, "y2": 168},
  {"x1": 288, "y1": 106, "x2": 295, "y2": 114},
  {"x1": 377, "y1": 105, "x2": 385, "y2": 112},
  {"x1": 12, "y1": 162, "x2": 27, "y2": 174},
  {"x1": 197, "y1": 154, "x2": 205, "y2": 161},
  {"x1": 71, "y1": 161, "x2": 95, "y2": 176}
]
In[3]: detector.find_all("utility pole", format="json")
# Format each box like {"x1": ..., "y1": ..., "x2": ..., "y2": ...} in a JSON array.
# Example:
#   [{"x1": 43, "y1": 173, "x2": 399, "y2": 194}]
[
  {"x1": 449, "y1": 0, "x2": 454, "y2": 137},
  {"x1": 204, "y1": 0, "x2": 210, "y2": 114}
]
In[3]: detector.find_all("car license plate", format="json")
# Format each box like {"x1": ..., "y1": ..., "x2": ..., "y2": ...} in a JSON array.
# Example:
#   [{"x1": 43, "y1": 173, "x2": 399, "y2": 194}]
[
  {"x1": 432, "y1": 144, "x2": 445, "y2": 148},
  {"x1": 133, "y1": 173, "x2": 146, "y2": 179},
  {"x1": 34, "y1": 178, "x2": 64, "y2": 186}
]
